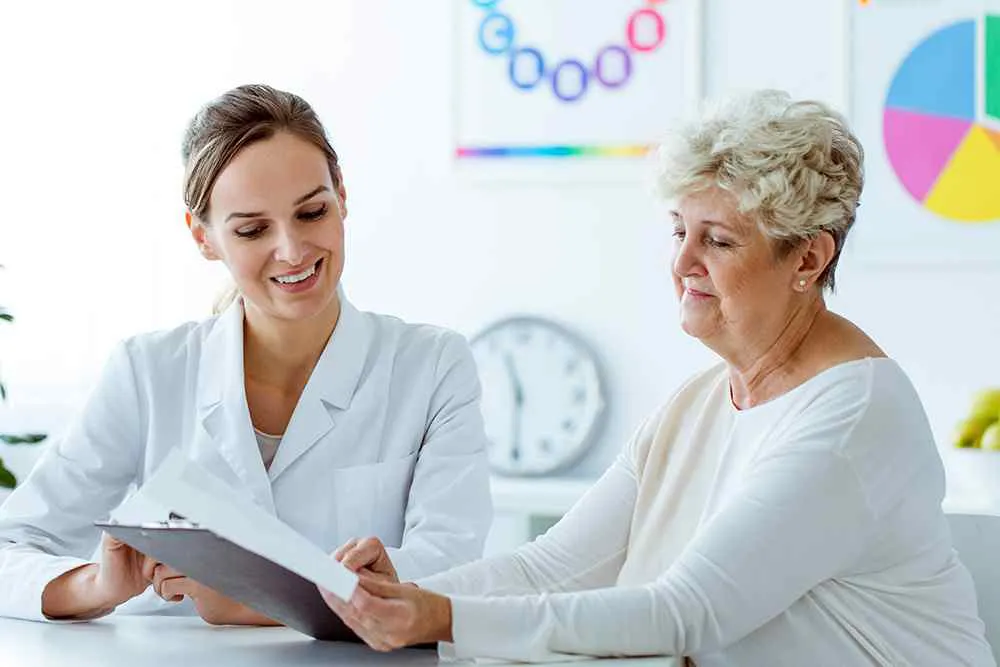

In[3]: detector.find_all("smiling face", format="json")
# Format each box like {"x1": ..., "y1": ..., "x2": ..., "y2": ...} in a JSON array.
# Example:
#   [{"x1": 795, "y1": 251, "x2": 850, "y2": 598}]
[
  {"x1": 670, "y1": 187, "x2": 804, "y2": 349},
  {"x1": 190, "y1": 131, "x2": 346, "y2": 324}
]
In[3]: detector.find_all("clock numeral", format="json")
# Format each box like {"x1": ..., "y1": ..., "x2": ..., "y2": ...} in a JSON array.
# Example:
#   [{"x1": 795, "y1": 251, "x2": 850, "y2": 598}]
[
  {"x1": 572, "y1": 387, "x2": 587, "y2": 405},
  {"x1": 562, "y1": 419, "x2": 576, "y2": 433},
  {"x1": 515, "y1": 328, "x2": 532, "y2": 345},
  {"x1": 538, "y1": 438, "x2": 552, "y2": 453},
  {"x1": 565, "y1": 357, "x2": 579, "y2": 374}
]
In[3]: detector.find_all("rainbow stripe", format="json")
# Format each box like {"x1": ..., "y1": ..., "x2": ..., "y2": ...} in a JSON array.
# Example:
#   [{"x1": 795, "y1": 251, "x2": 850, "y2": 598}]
[{"x1": 456, "y1": 144, "x2": 652, "y2": 159}]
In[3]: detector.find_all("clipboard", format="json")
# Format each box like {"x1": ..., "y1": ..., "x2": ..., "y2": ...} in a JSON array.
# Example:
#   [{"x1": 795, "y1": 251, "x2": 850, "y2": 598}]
[{"x1": 95, "y1": 520, "x2": 359, "y2": 642}]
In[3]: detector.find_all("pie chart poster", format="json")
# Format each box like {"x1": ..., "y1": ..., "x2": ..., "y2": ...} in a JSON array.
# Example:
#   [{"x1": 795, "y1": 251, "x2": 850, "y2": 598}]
[
  {"x1": 453, "y1": 0, "x2": 699, "y2": 162},
  {"x1": 850, "y1": 0, "x2": 1000, "y2": 265}
]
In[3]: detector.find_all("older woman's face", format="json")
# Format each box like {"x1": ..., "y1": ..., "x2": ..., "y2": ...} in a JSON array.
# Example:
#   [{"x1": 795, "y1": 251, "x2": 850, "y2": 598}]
[{"x1": 670, "y1": 188, "x2": 800, "y2": 344}]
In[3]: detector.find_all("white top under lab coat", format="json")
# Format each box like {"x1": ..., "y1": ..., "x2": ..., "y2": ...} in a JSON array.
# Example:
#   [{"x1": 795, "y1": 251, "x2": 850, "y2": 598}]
[
  {"x1": 418, "y1": 359, "x2": 994, "y2": 666},
  {"x1": 0, "y1": 296, "x2": 493, "y2": 621}
]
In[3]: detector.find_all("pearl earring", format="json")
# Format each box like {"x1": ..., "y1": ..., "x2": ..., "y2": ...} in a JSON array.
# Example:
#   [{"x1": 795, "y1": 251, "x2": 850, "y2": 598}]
[{"x1": 798, "y1": 279, "x2": 807, "y2": 288}]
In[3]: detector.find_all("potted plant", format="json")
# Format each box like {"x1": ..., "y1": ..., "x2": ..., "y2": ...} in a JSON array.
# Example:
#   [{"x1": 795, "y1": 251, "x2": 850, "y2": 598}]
[{"x1": 0, "y1": 272, "x2": 46, "y2": 489}]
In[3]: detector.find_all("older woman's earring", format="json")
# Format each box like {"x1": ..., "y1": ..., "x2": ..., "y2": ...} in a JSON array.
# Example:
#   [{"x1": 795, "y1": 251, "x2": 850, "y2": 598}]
[{"x1": 798, "y1": 279, "x2": 807, "y2": 290}]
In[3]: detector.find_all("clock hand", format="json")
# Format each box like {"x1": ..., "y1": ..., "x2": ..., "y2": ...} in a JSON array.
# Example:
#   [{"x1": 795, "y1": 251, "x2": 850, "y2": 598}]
[
  {"x1": 504, "y1": 354, "x2": 525, "y2": 404},
  {"x1": 503, "y1": 354, "x2": 524, "y2": 461}
]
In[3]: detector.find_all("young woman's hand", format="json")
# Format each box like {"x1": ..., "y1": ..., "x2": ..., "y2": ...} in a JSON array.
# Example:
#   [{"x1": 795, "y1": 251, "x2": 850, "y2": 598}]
[
  {"x1": 320, "y1": 576, "x2": 453, "y2": 651},
  {"x1": 96, "y1": 533, "x2": 157, "y2": 605},
  {"x1": 150, "y1": 563, "x2": 279, "y2": 626},
  {"x1": 333, "y1": 536, "x2": 399, "y2": 583},
  {"x1": 42, "y1": 533, "x2": 154, "y2": 619}
]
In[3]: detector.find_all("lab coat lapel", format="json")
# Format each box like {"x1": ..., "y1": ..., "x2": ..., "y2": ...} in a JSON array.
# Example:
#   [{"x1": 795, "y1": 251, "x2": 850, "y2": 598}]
[
  {"x1": 193, "y1": 299, "x2": 276, "y2": 513},
  {"x1": 267, "y1": 297, "x2": 371, "y2": 481}
]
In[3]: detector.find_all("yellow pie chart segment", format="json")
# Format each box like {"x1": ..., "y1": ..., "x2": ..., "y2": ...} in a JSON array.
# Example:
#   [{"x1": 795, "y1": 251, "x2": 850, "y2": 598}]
[{"x1": 925, "y1": 125, "x2": 1000, "y2": 222}]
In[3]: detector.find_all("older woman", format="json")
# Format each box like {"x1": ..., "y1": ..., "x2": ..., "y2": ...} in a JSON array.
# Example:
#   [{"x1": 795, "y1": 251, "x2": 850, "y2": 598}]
[{"x1": 321, "y1": 91, "x2": 995, "y2": 666}]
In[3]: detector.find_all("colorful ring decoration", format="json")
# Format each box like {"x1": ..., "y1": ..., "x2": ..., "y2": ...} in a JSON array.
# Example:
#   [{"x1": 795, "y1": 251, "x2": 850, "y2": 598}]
[{"x1": 472, "y1": 0, "x2": 669, "y2": 103}]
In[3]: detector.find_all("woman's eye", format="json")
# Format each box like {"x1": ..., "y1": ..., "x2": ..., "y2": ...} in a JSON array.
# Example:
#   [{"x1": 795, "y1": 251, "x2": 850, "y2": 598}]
[
  {"x1": 707, "y1": 237, "x2": 732, "y2": 249},
  {"x1": 298, "y1": 204, "x2": 328, "y2": 221},
  {"x1": 235, "y1": 226, "x2": 265, "y2": 239},
  {"x1": 671, "y1": 229, "x2": 686, "y2": 240}
]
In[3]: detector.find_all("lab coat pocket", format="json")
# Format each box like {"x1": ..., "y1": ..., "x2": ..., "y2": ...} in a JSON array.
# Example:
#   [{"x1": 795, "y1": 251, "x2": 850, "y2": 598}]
[{"x1": 330, "y1": 452, "x2": 418, "y2": 548}]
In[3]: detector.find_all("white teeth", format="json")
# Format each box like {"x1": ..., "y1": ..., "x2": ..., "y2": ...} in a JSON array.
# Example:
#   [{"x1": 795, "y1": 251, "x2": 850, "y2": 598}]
[{"x1": 275, "y1": 263, "x2": 317, "y2": 284}]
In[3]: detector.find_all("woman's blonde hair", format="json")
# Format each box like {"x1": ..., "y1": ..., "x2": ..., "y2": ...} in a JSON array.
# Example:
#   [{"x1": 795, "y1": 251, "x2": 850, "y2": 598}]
[
  {"x1": 181, "y1": 84, "x2": 343, "y2": 313},
  {"x1": 655, "y1": 90, "x2": 864, "y2": 290}
]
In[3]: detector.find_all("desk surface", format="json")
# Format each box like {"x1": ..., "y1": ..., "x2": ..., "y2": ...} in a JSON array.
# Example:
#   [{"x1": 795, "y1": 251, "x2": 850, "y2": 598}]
[{"x1": 0, "y1": 615, "x2": 676, "y2": 666}]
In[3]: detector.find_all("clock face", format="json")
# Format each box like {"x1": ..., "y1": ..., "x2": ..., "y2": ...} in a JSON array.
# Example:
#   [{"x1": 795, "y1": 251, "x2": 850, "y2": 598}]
[{"x1": 470, "y1": 317, "x2": 605, "y2": 476}]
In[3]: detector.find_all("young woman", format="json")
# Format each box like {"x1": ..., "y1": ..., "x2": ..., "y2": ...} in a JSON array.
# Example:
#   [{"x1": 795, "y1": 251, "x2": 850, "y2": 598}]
[{"x1": 0, "y1": 84, "x2": 492, "y2": 625}]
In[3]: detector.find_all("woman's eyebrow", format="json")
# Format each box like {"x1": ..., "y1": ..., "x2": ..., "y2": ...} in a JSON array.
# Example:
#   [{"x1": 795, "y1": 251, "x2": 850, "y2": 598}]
[
  {"x1": 670, "y1": 210, "x2": 736, "y2": 231},
  {"x1": 224, "y1": 185, "x2": 331, "y2": 223},
  {"x1": 293, "y1": 185, "x2": 330, "y2": 205}
]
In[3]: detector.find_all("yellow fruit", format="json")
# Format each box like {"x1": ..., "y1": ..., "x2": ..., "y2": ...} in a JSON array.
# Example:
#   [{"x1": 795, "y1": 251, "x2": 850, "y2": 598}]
[
  {"x1": 982, "y1": 423, "x2": 1000, "y2": 451},
  {"x1": 969, "y1": 388, "x2": 1000, "y2": 421},
  {"x1": 953, "y1": 415, "x2": 996, "y2": 448}
]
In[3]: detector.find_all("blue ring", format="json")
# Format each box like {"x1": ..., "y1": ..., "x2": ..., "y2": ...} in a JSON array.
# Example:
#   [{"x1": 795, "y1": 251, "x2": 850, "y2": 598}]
[
  {"x1": 508, "y1": 47, "x2": 545, "y2": 89},
  {"x1": 551, "y1": 59, "x2": 589, "y2": 102},
  {"x1": 478, "y1": 12, "x2": 515, "y2": 55}
]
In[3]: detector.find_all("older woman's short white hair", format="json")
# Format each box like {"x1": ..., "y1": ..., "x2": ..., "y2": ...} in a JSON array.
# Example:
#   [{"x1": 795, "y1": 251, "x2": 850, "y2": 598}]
[{"x1": 655, "y1": 90, "x2": 864, "y2": 290}]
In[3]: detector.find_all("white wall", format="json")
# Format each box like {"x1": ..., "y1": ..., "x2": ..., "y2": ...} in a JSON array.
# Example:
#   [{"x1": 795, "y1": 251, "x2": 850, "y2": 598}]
[{"x1": 1, "y1": 1, "x2": 998, "y2": 501}]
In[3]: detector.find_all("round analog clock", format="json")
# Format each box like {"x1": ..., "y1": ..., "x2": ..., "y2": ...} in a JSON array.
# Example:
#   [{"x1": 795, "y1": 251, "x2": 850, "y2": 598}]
[{"x1": 470, "y1": 316, "x2": 606, "y2": 476}]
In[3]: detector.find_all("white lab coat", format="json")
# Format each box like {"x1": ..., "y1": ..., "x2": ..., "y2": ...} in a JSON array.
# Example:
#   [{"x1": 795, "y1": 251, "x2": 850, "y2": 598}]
[{"x1": 0, "y1": 296, "x2": 493, "y2": 621}]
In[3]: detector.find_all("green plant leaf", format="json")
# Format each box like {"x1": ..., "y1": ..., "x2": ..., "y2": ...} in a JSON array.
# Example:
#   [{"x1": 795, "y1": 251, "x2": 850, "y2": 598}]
[
  {"x1": 0, "y1": 381, "x2": 5, "y2": 401},
  {"x1": 0, "y1": 459, "x2": 15, "y2": 489},
  {"x1": 0, "y1": 312, "x2": 12, "y2": 324},
  {"x1": 0, "y1": 433, "x2": 46, "y2": 445}
]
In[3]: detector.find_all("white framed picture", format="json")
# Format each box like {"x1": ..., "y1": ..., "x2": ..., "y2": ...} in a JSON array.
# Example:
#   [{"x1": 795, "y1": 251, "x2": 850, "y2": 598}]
[
  {"x1": 846, "y1": 0, "x2": 1000, "y2": 265},
  {"x1": 452, "y1": 0, "x2": 703, "y2": 182}
]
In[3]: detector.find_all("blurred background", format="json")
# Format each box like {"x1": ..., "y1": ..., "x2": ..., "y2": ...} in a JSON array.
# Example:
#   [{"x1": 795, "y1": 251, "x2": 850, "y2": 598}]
[{"x1": 1, "y1": 0, "x2": 999, "y2": 552}]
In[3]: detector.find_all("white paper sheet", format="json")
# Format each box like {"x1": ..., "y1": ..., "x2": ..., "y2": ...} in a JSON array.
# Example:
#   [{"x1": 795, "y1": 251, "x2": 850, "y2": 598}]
[{"x1": 110, "y1": 450, "x2": 358, "y2": 601}]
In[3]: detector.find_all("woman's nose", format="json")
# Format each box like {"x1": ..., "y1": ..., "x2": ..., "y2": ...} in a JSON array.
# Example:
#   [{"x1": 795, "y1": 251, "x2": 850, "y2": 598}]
[
  {"x1": 672, "y1": 238, "x2": 702, "y2": 278},
  {"x1": 274, "y1": 226, "x2": 307, "y2": 266}
]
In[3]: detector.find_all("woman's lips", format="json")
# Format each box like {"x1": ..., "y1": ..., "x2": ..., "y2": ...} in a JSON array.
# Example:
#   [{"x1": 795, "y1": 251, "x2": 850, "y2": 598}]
[
  {"x1": 685, "y1": 287, "x2": 714, "y2": 298},
  {"x1": 271, "y1": 258, "x2": 323, "y2": 293}
]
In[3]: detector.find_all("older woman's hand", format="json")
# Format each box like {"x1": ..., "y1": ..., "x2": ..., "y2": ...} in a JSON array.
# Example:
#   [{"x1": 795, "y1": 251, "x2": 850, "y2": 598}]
[
  {"x1": 321, "y1": 576, "x2": 453, "y2": 651},
  {"x1": 151, "y1": 563, "x2": 280, "y2": 627},
  {"x1": 333, "y1": 536, "x2": 399, "y2": 583}
]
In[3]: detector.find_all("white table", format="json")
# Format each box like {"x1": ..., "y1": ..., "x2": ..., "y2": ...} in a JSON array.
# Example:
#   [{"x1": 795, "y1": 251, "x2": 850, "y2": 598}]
[{"x1": 0, "y1": 615, "x2": 676, "y2": 666}]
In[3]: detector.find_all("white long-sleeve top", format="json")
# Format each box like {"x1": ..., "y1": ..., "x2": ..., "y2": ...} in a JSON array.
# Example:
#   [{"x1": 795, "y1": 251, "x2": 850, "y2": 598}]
[
  {"x1": 0, "y1": 296, "x2": 492, "y2": 620},
  {"x1": 418, "y1": 359, "x2": 995, "y2": 666}
]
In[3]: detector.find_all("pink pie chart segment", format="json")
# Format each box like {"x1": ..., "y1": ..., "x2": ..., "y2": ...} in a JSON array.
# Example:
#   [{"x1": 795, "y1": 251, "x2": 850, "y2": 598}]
[{"x1": 883, "y1": 107, "x2": 972, "y2": 202}]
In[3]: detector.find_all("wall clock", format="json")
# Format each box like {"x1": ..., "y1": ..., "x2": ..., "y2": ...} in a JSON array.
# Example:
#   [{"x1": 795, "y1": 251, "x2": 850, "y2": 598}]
[{"x1": 470, "y1": 316, "x2": 606, "y2": 476}]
